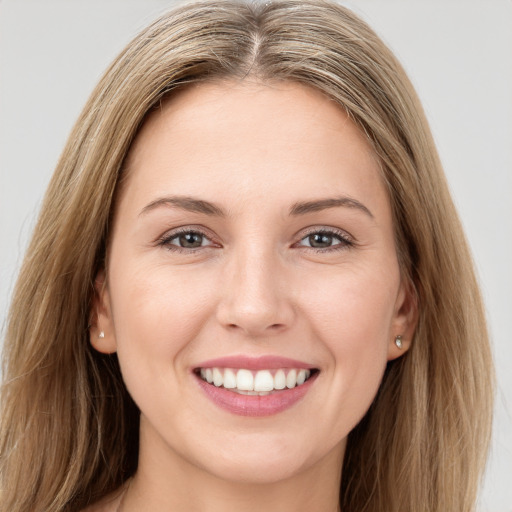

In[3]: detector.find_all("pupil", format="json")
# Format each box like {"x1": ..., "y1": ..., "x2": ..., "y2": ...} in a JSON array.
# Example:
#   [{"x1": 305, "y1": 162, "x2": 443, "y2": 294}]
[
  {"x1": 179, "y1": 233, "x2": 202, "y2": 248},
  {"x1": 309, "y1": 233, "x2": 332, "y2": 248}
]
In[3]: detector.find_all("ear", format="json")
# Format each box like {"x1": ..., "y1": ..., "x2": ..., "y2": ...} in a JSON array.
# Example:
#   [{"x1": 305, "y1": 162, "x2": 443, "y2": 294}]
[
  {"x1": 89, "y1": 269, "x2": 117, "y2": 354},
  {"x1": 387, "y1": 278, "x2": 418, "y2": 361}
]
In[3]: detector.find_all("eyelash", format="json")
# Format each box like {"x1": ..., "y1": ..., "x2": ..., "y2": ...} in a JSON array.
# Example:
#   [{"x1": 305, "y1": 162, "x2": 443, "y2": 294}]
[
  {"x1": 156, "y1": 227, "x2": 354, "y2": 253},
  {"x1": 157, "y1": 227, "x2": 219, "y2": 253},
  {"x1": 294, "y1": 227, "x2": 354, "y2": 252}
]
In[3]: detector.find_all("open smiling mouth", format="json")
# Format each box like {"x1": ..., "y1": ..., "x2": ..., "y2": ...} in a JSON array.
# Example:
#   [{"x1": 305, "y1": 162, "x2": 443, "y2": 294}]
[{"x1": 195, "y1": 367, "x2": 318, "y2": 395}]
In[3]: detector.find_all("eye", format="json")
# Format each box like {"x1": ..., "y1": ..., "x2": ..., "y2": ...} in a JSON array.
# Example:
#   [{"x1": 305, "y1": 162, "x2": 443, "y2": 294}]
[
  {"x1": 174, "y1": 232, "x2": 207, "y2": 248},
  {"x1": 157, "y1": 228, "x2": 218, "y2": 251},
  {"x1": 296, "y1": 229, "x2": 353, "y2": 251}
]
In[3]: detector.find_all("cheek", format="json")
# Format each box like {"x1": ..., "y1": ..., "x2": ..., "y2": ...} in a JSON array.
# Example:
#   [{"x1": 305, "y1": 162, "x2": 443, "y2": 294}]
[
  {"x1": 300, "y1": 262, "x2": 399, "y2": 420},
  {"x1": 302, "y1": 260, "x2": 398, "y2": 344},
  {"x1": 109, "y1": 260, "x2": 216, "y2": 372}
]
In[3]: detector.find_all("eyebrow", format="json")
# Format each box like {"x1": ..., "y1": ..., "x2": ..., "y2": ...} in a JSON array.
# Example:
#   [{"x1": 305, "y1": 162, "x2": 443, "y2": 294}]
[
  {"x1": 139, "y1": 194, "x2": 373, "y2": 219},
  {"x1": 139, "y1": 196, "x2": 226, "y2": 217},
  {"x1": 289, "y1": 197, "x2": 374, "y2": 218}
]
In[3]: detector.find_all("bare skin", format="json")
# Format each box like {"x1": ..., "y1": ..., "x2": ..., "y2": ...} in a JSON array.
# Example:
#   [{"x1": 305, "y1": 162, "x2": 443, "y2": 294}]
[{"x1": 88, "y1": 80, "x2": 416, "y2": 512}]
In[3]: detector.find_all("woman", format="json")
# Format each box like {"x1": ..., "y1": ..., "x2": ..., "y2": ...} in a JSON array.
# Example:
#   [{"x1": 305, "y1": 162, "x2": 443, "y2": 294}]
[{"x1": 0, "y1": 1, "x2": 493, "y2": 511}]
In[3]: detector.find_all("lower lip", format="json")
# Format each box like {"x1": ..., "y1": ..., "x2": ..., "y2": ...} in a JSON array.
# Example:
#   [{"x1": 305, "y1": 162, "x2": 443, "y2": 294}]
[{"x1": 194, "y1": 372, "x2": 318, "y2": 417}]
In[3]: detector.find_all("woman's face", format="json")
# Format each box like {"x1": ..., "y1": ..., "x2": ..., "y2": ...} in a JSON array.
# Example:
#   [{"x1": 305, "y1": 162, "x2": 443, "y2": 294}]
[{"x1": 93, "y1": 81, "x2": 414, "y2": 484}]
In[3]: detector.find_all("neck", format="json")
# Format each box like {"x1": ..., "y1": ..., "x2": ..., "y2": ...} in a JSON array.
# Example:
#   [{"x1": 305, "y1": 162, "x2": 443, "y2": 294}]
[{"x1": 123, "y1": 420, "x2": 344, "y2": 512}]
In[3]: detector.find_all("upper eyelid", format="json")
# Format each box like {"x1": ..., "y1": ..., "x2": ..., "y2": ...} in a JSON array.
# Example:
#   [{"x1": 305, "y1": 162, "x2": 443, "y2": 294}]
[
  {"x1": 296, "y1": 226, "x2": 354, "y2": 241},
  {"x1": 292, "y1": 227, "x2": 356, "y2": 253},
  {"x1": 159, "y1": 225, "x2": 215, "y2": 239},
  {"x1": 156, "y1": 226, "x2": 219, "y2": 248}
]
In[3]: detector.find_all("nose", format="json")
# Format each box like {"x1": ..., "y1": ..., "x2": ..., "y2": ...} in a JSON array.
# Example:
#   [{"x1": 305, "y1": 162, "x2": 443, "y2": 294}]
[{"x1": 216, "y1": 246, "x2": 295, "y2": 337}]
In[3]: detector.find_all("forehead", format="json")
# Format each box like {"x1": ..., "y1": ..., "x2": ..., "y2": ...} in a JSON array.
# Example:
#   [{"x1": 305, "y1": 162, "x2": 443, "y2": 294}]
[{"x1": 118, "y1": 80, "x2": 388, "y2": 219}]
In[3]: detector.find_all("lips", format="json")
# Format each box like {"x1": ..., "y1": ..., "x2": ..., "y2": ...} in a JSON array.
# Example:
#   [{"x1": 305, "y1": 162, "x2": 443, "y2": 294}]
[{"x1": 193, "y1": 356, "x2": 319, "y2": 416}]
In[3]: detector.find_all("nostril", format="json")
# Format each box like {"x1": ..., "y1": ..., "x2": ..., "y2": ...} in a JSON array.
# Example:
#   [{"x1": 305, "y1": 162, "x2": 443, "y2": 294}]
[{"x1": 224, "y1": 322, "x2": 285, "y2": 333}]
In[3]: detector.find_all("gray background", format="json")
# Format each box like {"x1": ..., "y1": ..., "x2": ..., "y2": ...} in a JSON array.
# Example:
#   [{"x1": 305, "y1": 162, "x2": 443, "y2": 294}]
[{"x1": 0, "y1": 1, "x2": 511, "y2": 510}]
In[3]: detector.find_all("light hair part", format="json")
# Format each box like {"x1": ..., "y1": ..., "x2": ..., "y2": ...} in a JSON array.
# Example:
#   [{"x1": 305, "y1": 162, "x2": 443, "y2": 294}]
[{"x1": 0, "y1": 1, "x2": 493, "y2": 511}]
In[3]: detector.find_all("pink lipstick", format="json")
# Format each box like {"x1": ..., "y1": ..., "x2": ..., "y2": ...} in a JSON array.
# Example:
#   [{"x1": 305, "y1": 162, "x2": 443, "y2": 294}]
[{"x1": 193, "y1": 355, "x2": 319, "y2": 417}]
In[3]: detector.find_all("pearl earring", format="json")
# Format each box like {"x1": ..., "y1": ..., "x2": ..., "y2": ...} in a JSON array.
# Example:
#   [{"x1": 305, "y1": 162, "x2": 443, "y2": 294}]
[
  {"x1": 395, "y1": 335, "x2": 403, "y2": 349},
  {"x1": 98, "y1": 331, "x2": 105, "y2": 339}
]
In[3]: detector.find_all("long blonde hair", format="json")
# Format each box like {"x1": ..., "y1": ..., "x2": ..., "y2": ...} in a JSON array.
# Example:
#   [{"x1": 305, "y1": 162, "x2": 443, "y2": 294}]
[{"x1": 0, "y1": 1, "x2": 493, "y2": 511}]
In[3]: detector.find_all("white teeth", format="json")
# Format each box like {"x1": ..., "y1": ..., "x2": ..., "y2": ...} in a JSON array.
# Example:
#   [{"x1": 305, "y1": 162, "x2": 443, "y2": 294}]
[
  {"x1": 223, "y1": 368, "x2": 237, "y2": 389},
  {"x1": 212, "y1": 367, "x2": 223, "y2": 387},
  {"x1": 296, "y1": 369, "x2": 307, "y2": 386},
  {"x1": 236, "y1": 369, "x2": 254, "y2": 391},
  {"x1": 237, "y1": 390, "x2": 272, "y2": 396},
  {"x1": 274, "y1": 369, "x2": 286, "y2": 390},
  {"x1": 286, "y1": 369, "x2": 297, "y2": 389},
  {"x1": 198, "y1": 367, "x2": 314, "y2": 392},
  {"x1": 253, "y1": 370, "x2": 274, "y2": 392}
]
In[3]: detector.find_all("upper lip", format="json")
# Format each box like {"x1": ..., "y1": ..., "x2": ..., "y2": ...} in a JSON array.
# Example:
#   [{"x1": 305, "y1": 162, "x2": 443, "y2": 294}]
[{"x1": 194, "y1": 355, "x2": 317, "y2": 371}]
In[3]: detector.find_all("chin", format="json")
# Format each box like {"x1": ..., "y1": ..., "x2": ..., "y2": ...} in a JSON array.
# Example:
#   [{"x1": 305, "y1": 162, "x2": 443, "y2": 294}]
[
  {"x1": 200, "y1": 453, "x2": 308, "y2": 485},
  {"x1": 189, "y1": 430, "x2": 334, "y2": 485}
]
